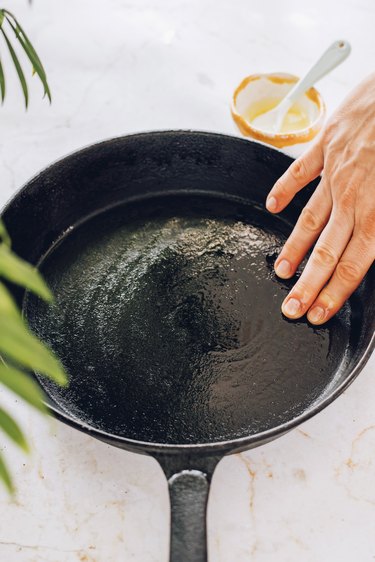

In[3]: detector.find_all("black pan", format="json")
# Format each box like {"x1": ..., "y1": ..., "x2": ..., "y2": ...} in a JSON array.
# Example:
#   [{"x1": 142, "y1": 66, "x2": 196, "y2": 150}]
[{"x1": 3, "y1": 131, "x2": 374, "y2": 562}]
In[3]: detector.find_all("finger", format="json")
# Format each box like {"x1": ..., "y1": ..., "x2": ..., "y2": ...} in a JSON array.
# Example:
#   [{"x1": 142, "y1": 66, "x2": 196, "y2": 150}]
[
  {"x1": 274, "y1": 179, "x2": 332, "y2": 279},
  {"x1": 281, "y1": 210, "x2": 354, "y2": 320},
  {"x1": 266, "y1": 141, "x2": 324, "y2": 213},
  {"x1": 307, "y1": 233, "x2": 375, "y2": 325}
]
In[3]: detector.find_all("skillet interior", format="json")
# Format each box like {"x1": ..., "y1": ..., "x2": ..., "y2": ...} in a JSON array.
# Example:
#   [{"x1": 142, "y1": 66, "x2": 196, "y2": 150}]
[{"x1": 25, "y1": 193, "x2": 351, "y2": 444}]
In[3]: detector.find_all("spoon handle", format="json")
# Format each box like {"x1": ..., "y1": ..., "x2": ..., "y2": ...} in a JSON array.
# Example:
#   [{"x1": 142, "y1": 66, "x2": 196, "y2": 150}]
[{"x1": 285, "y1": 40, "x2": 351, "y2": 107}]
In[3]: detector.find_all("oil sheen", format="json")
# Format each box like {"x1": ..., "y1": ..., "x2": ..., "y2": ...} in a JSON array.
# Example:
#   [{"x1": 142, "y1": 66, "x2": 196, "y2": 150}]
[{"x1": 25, "y1": 196, "x2": 349, "y2": 444}]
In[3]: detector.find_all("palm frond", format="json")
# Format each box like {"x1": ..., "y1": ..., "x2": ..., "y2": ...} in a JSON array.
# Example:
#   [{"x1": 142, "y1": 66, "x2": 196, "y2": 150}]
[
  {"x1": 0, "y1": 9, "x2": 51, "y2": 107},
  {"x1": 0, "y1": 220, "x2": 10, "y2": 248},
  {"x1": 0, "y1": 364, "x2": 48, "y2": 414},
  {"x1": 0, "y1": 314, "x2": 67, "y2": 386},
  {"x1": 0, "y1": 245, "x2": 53, "y2": 302},
  {"x1": 0, "y1": 9, "x2": 62, "y2": 495},
  {"x1": 1, "y1": 27, "x2": 28, "y2": 107},
  {"x1": 0, "y1": 406, "x2": 28, "y2": 452},
  {"x1": 0, "y1": 281, "x2": 20, "y2": 319},
  {"x1": 0, "y1": 452, "x2": 14, "y2": 495},
  {"x1": 3, "y1": 11, "x2": 51, "y2": 102}
]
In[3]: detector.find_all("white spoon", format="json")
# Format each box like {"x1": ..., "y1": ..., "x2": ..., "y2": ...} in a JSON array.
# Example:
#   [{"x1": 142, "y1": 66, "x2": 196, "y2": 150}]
[{"x1": 252, "y1": 40, "x2": 351, "y2": 134}]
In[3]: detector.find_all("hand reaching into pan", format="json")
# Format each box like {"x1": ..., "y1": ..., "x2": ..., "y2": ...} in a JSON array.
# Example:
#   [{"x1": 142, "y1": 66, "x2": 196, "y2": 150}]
[{"x1": 266, "y1": 73, "x2": 375, "y2": 325}]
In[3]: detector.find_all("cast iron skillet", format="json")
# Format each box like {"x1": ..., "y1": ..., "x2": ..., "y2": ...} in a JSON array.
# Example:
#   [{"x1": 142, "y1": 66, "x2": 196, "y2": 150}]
[{"x1": 3, "y1": 131, "x2": 374, "y2": 562}]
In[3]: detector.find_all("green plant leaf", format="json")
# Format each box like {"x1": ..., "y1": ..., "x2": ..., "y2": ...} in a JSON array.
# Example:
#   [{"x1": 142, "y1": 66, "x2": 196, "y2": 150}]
[
  {"x1": 0, "y1": 315, "x2": 67, "y2": 386},
  {"x1": 0, "y1": 452, "x2": 14, "y2": 494},
  {"x1": 0, "y1": 364, "x2": 47, "y2": 413},
  {"x1": 0, "y1": 246, "x2": 52, "y2": 302},
  {"x1": 3, "y1": 10, "x2": 51, "y2": 102},
  {"x1": 0, "y1": 282, "x2": 20, "y2": 319},
  {"x1": 1, "y1": 28, "x2": 28, "y2": 108},
  {"x1": 0, "y1": 407, "x2": 28, "y2": 452},
  {"x1": 4, "y1": 11, "x2": 46, "y2": 74},
  {"x1": 0, "y1": 10, "x2": 4, "y2": 28},
  {"x1": 7, "y1": 22, "x2": 50, "y2": 101},
  {"x1": 0, "y1": 220, "x2": 10, "y2": 247}
]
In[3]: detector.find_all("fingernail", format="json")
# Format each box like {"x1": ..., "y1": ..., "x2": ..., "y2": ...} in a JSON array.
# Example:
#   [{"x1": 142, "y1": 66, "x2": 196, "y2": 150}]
[
  {"x1": 308, "y1": 306, "x2": 325, "y2": 324},
  {"x1": 266, "y1": 196, "x2": 277, "y2": 212},
  {"x1": 275, "y1": 259, "x2": 291, "y2": 278},
  {"x1": 282, "y1": 297, "x2": 301, "y2": 318}
]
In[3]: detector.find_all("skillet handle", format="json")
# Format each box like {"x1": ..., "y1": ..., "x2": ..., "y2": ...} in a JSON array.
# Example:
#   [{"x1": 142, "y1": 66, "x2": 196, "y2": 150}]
[{"x1": 156, "y1": 455, "x2": 221, "y2": 562}]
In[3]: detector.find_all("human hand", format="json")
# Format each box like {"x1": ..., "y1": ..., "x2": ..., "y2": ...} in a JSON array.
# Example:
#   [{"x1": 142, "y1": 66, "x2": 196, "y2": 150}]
[{"x1": 266, "y1": 73, "x2": 375, "y2": 324}]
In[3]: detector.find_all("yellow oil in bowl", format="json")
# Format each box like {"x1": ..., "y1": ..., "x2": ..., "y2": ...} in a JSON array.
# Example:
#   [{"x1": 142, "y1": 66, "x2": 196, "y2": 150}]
[{"x1": 243, "y1": 97, "x2": 311, "y2": 133}]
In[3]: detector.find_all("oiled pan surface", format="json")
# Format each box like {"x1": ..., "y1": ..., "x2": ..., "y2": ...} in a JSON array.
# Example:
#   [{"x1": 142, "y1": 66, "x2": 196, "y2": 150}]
[{"x1": 26, "y1": 194, "x2": 350, "y2": 444}]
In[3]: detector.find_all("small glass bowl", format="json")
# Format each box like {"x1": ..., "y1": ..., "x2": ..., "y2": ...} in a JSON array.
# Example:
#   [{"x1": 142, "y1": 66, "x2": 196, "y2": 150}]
[{"x1": 231, "y1": 72, "x2": 326, "y2": 148}]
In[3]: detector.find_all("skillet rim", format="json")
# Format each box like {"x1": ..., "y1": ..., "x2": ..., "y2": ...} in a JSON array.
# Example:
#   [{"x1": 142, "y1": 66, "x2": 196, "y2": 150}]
[{"x1": 2, "y1": 129, "x2": 374, "y2": 454}]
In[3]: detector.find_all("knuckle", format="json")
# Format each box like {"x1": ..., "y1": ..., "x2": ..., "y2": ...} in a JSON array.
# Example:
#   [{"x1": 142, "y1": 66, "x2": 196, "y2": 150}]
[
  {"x1": 336, "y1": 260, "x2": 363, "y2": 284},
  {"x1": 312, "y1": 244, "x2": 338, "y2": 268},
  {"x1": 300, "y1": 207, "x2": 322, "y2": 233},
  {"x1": 289, "y1": 158, "x2": 308, "y2": 183}
]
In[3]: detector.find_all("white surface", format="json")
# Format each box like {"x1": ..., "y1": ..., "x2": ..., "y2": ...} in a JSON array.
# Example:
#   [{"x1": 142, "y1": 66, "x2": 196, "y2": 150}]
[{"x1": 0, "y1": 1, "x2": 374, "y2": 561}]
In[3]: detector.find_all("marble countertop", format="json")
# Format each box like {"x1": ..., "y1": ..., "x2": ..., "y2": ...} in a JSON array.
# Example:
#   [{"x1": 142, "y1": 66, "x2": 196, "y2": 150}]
[{"x1": 0, "y1": 0, "x2": 374, "y2": 560}]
